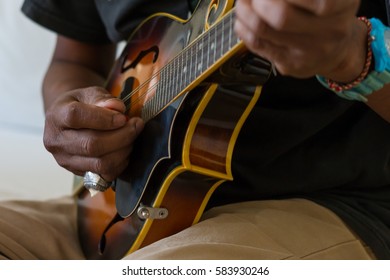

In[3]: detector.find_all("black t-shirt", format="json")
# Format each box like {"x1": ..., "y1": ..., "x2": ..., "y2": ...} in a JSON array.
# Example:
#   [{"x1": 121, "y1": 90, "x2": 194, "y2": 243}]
[{"x1": 22, "y1": 0, "x2": 390, "y2": 259}]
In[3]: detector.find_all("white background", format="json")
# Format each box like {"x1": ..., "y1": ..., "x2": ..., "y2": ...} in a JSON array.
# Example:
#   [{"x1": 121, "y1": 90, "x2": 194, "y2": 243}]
[{"x1": 0, "y1": 0, "x2": 73, "y2": 200}]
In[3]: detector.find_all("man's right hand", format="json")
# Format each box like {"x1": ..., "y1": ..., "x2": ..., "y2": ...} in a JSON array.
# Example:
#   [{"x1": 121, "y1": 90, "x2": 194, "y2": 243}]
[{"x1": 43, "y1": 86, "x2": 144, "y2": 182}]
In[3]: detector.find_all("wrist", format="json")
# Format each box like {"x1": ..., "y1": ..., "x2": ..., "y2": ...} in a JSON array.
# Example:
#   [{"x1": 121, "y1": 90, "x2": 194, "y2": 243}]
[
  {"x1": 316, "y1": 17, "x2": 389, "y2": 102},
  {"x1": 322, "y1": 17, "x2": 369, "y2": 84},
  {"x1": 43, "y1": 61, "x2": 107, "y2": 111}
]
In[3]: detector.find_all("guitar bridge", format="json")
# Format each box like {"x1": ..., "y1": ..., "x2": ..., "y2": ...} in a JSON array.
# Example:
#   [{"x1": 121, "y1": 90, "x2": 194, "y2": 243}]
[{"x1": 137, "y1": 205, "x2": 169, "y2": 220}]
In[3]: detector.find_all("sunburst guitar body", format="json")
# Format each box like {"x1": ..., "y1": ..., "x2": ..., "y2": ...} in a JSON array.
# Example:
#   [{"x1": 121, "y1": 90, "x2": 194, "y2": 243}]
[{"x1": 76, "y1": 0, "x2": 272, "y2": 259}]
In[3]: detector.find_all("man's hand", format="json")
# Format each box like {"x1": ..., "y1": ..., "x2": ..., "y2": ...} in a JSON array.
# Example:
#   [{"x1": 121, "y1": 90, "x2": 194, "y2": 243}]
[
  {"x1": 234, "y1": 0, "x2": 365, "y2": 83},
  {"x1": 43, "y1": 86, "x2": 144, "y2": 182}
]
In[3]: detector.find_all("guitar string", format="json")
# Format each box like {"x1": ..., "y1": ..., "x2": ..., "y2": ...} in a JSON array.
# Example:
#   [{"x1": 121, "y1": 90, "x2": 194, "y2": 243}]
[
  {"x1": 118, "y1": 10, "x2": 238, "y2": 116},
  {"x1": 120, "y1": 9, "x2": 235, "y2": 107}
]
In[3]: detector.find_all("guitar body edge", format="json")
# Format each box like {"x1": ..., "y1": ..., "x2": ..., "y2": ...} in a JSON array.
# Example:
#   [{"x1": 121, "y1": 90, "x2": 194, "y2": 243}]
[{"x1": 124, "y1": 83, "x2": 262, "y2": 255}]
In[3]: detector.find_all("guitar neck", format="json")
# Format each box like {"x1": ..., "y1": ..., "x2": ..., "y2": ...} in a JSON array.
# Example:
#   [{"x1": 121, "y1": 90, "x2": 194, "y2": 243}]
[{"x1": 140, "y1": 8, "x2": 243, "y2": 122}]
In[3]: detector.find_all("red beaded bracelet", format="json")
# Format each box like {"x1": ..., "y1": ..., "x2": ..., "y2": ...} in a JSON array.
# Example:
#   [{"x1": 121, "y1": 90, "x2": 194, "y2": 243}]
[{"x1": 325, "y1": 17, "x2": 373, "y2": 93}]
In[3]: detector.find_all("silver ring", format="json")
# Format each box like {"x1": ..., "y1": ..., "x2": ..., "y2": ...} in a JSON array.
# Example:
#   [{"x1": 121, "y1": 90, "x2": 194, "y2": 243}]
[{"x1": 83, "y1": 171, "x2": 112, "y2": 192}]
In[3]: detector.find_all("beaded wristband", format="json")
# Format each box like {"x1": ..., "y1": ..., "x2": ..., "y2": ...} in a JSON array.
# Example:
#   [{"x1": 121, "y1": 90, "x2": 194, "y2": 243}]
[{"x1": 319, "y1": 17, "x2": 373, "y2": 93}]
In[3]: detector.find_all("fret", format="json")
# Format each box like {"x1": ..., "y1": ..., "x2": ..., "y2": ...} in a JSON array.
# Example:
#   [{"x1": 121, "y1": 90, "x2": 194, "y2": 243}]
[
  {"x1": 163, "y1": 63, "x2": 168, "y2": 108},
  {"x1": 165, "y1": 61, "x2": 171, "y2": 106},
  {"x1": 222, "y1": 17, "x2": 230, "y2": 55},
  {"x1": 140, "y1": 10, "x2": 241, "y2": 121},
  {"x1": 188, "y1": 45, "x2": 192, "y2": 85},
  {"x1": 171, "y1": 58, "x2": 177, "y2": 98},
  {"x1": 165, "y1": 60, "x2": 172, "y2": 104},
  {"x1": 194, "y1": 43, "x2": 198, "y2": 80},
  {"x1": 229, "y1": 11, "x2": 232, "y2": 50},
  {"x1": 201, "y1": 33, "x2": 207, "y2": 73},
  {"x1": 173, "y1": 54, "x2": 179, "y2": 98},
  {"x1": 159, "y1": 66, "x2": 166, "y2": 112},
  {"x1": 148, "y1": 100, "x2": 154, "y2": 121},
  {"x1": 175, "y1": 54, "x2": 184, "y2": 94},
  {"x1": 146, "y1": 100, "x2": 153, "y2": 122},
  {"x1": 155, "y1": 72, "x2": 162, "y2": 101},
  {"x1": 197, "y1": 40, "x2": 202, "y2": 77},
  {"x1": 213, "y1": 23, "x2": 217, "y2": 64},
  {"x1": 149, "y1": 96, "x2": 155, "y2": 122},
  {"x1": 163, "y1": 62, "x2": 169, "y2": 105},
  {"x1": 165, "y1": 63, "x2": 171, "y2": 103},
  {"x1": 216, "y1": 18, "x2": 223, "y2": 60},
  {"x1": 222, "y1": 15, "x2": 225, "y2": 58},
  {"x1": 141, "y1": 98, "x2": 150, "y2": 122},
  {"x1": 178, "y1": 52, "x2": 184, "y2": 93},
  {"x1": 207, "y1": 25, "x2": 211, "y2": 71},
  {"x1": 194, "y1": 40, "x2": 198, "y2": 78},
  {"x1": 182, "y1": 52, "x2": 186, "y2": 92},
  {"x1": 169, "y1": 59, "x2": 176, "y2": 100},
  {"x1": 171, "y1": 56, "x2": 176, "y2": 97},
  {"x1": 213, "y1": 24, "x2": 219, "y2": 60},
  {"x1": 195, "y1": 38, "x2": 203, "y2": 77},
  {"x1": 190, "y1": 44, "x2": 195, "y2": 84},
  {"x1": 164, "y1": 61, "x2": 172, "y2": 109},
  {"x1": 170, "y1": 57, "x2": 175, "y2": 102},
  {"x1": 183, "y1": 49, "x2": 189, "y2": 90},
  {"x1": 154, "y1": 87, "x2": 159, "y2": 117}
]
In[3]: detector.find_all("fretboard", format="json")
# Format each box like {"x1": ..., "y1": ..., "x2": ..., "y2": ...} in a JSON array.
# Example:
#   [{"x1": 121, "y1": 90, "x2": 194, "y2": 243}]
[{"x1": 141, "y1": 9, "x2": 242, "y2": 122}]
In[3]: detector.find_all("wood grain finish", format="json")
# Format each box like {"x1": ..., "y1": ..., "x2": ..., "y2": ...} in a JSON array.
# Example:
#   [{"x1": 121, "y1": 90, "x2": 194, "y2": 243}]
[{"x1": 76, "y1": 0, "x2": 271, "y2": 259}]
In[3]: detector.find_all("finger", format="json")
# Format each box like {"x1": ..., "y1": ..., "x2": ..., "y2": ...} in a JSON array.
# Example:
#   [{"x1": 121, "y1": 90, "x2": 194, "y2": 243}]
[
  {"x1": 237, "y1": 0, "x2": 358, "y2": 55},
  {"x1": 236, "y1": 11, "x2": 341, "y2": 54},
  {"x1": 245, "y1": 0, "x2": 320, "y2": 33},
  {"x1": 58, "y1": 117, "x2": 144, "y2": 157},
  {"x1": 236, "y1": 0, "x2": 306, "y2": 35},
  {"x1": 75, "y1": 86, "x2": 127, "y2": 127},
  {"x1": 241, "y1": 0, "x2": 356, "y2": 34},
  {"x1": 56, "y1": 101, "x2": 127, "y2": 130},
  {"x1": 234, "y1": 3, "x2": 289, "y2": 52},
  {"x1": 235, "y1": 0, "x2": 278, "y2": 50},
  {"x1": 50, "y1": 86, "x2": 127, "y2": 131},
  {"x1": 284, "y1": 0, "x2": 359, "y2": 16},
  {"x1": 64, "y1": 146, "x2": 132, "y2": 182}
]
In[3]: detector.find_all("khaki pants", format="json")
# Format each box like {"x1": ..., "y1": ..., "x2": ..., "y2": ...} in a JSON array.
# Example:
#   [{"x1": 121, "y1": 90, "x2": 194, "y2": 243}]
[{"x1": 0, "y1": 197, "x2": 375, "y2": 260}]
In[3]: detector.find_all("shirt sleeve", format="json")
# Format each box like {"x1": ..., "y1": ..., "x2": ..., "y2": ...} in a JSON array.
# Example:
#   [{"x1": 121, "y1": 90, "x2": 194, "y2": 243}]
[{"x1": 21, "y1": 0, "x2": 111, "y2": 44}]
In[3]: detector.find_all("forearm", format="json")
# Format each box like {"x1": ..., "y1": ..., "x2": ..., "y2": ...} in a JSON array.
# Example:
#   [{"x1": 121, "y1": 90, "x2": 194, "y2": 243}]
[
  {"x1": 43, "y1": 61, "x2": 108, "y2": 111},
  {"x1": 320, "y1": 18, "x2": 367, "y2": 84},
  {"x1": 321, "y1": 19, "x2": 390, "y2": 123},
  {"x1": 42, "y1": 36, "x2": 117, "y2": 112}
]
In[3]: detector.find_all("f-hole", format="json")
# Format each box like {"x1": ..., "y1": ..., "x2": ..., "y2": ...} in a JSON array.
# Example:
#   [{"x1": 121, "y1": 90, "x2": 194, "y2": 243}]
[
  {"x1": 119, "y1": 46, "x2": 160, "y2": 112},
  {"x1": 121, "y1": 45, "x2": 160, "y2": 73},
  {"x1": 98, "y1": 213, "x2": 124, "y2": 255},
  {"x1": 120, "y1": 78, "x2": 134, "y2": 113}
]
